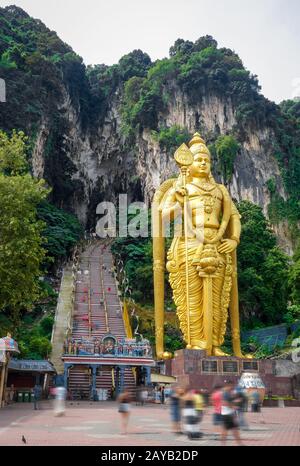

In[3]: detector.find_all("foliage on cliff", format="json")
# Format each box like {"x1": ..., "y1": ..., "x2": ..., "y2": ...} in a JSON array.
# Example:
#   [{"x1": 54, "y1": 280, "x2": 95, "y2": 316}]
[
  {"x1": 237, "y1": 201, "x2": 291, "y2": 328},
  {"x1": 1, "y1": 6, "x2": 299, "y2": 237},
  {"x1": 0, "y1": 130, "x2": 49, "y2": 323},
  {"x1": 268, "y1": 98, "x2": 300, "y2": 231},
  {"x1": 37, "y1": 201, "x2": 83, "y2": 266},
  {"x1": 0, "y1": 129, "x2": 82, "y2": 357},
  {"x1": 0, "y1": 5, "x2": 89, "y2": 206},
  {"x1": 209, "y1": 135, "x2": 240, "y2": 182},
  {"x1": 0, "y1": 5, "x2": 93, "y2": 130}
]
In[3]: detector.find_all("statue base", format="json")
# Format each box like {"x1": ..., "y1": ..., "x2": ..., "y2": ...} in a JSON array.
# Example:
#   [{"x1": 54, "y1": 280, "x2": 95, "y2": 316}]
[{"x1": 165, "y1": 349, "x2": 300, "y2": 400}]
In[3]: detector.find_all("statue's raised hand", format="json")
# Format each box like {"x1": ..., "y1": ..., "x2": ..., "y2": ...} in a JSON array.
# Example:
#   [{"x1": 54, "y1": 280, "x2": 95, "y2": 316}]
[{"x1": 217, "y1": 239, "x2": 238, "y2": 254}]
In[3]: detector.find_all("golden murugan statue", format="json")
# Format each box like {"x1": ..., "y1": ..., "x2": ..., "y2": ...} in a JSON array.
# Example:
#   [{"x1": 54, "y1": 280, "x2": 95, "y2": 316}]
[{"x1": 153, "y1": 133, "x2": 245, "y2": 359}]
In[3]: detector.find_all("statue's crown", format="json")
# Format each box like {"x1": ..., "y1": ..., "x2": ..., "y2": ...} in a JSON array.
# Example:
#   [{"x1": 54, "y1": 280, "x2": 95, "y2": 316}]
[{"x1": 189, "y1": 132, "x2": 211, "y2": 157}]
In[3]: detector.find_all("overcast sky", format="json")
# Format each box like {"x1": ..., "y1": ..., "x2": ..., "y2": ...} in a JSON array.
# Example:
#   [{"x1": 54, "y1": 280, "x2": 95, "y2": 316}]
[{"x1": 1, "y1": 0, "x2": 299, "y2": 103}]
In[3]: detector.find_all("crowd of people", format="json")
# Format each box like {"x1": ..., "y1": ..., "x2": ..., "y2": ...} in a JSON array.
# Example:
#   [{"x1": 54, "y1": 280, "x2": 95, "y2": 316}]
[
  {"x1": 116, "y1": 382, "x2": 262, "y2": 441},
  {"x1": 168, "y1": 381, "x2": 262, "y2": 444},
  {"x1": 63, "y1": 337, "x2": 152, "y2": 358}
]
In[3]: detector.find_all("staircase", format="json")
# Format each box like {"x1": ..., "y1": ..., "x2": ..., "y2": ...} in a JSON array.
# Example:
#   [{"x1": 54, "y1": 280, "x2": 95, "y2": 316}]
[
  {"x1": 67, "y1": 241, "x2": 136, "y2": 398},
  {"x1": 68, "y1": 366, "x2": 91, "y2": 399}
]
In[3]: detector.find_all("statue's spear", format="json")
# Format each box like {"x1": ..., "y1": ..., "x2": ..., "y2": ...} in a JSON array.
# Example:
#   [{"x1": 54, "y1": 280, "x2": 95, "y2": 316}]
[{"x1": 174, "y1": 144, "x2": 194, "y2": 349}]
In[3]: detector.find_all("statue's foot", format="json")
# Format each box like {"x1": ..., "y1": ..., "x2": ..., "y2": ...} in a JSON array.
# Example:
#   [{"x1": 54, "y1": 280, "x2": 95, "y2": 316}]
[
  {"x1": 190, "y1": 340, "x2": 206, "y2": 350},
  {"x1": 212, "y1": 347, "x2": 230, "y2": 357},
  {"x1": 157, "y1": 351, "x2": 173, "y2": 360},
  {"x1": 162, "y1": 351, "x2": 173, "y2": 360}
]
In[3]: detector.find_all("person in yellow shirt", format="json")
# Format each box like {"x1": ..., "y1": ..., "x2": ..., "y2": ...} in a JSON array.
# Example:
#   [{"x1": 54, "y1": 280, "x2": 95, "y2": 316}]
[{"x1": 193, "y1": 390, "x2": 205, "y2": 423}]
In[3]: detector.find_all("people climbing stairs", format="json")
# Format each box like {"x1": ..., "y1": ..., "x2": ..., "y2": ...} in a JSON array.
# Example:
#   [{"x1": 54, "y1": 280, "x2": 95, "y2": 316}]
[{"x1": 67, "y1": 241, "x2": 136, "y2": 400}]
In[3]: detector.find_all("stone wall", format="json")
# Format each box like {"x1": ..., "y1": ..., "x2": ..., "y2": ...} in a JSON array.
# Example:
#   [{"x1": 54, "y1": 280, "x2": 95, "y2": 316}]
[{"x1": 168, "y1": 349, "x2": 300, "y2": 398}]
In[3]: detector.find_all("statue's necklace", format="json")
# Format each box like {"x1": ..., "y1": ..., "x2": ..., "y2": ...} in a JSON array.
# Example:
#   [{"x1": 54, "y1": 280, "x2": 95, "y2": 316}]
[
  {"x1": 190, "y1": 182, "x2": 218, "y2": 214},
  {"x1": 190, "y1": 181, "x2": 216, "y2": 192}
]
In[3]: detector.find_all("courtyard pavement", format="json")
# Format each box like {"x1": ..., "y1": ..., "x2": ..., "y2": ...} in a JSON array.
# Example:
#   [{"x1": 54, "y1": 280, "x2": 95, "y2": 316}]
[{"x1": 0, "y1": 401, "x2": 299, "y2": 446}]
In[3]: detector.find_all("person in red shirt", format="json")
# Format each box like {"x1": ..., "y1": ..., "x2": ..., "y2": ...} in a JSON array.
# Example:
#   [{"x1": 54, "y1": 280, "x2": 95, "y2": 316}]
[{"x1": 210, "y1": 384, "x2": 223, "y2": 439}]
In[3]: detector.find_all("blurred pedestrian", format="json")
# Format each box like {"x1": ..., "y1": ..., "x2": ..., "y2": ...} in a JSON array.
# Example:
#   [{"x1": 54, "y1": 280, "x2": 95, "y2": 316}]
[
  {"x1": 200, "y1": 388, "x2": 209, "y2": 407},
  {"x1": 250, "y1": 390, "x2": 261, "y2": 413},
  {"x1": 141, "y1": 388, "x2": 148, "y2": 406},
  {"x1": 164, "y1": 386, "x2": 171, "y2": 404},
  {"x1": 161, "y1": 386, "x2": 165, "y2": 405},
  {"x1": 182, "y1": 390, "x2": 202, "y2": 440},
  {"x1": 170, "y1": 387, "x2": 183, "y2": 434},
  {"x1": 118, "y1": 390, "x2": 131, "y2": 435},
  {"x1": 154, "y1": 386, "x2": 161, "y2": 404},
  {"x1": 54, "y1": 386, "x2": 67, "y2": 416},
  {"x1": 137, "y1": 387, "x2": 148, "y2": 406},
  {"x1": 234, "y1": 386, "x2": 249, "y2": 430},
  {"x1": 193, "y1": 390, "x2": 205, "y2": 424},
  {"x1": 9, "y1": 384, "x2": 15, "y2": 404},
  {"x1": 211, "y1": 384, "x2": 223, "y2": 439},
  {"x1": 32, "y1": 383, "x2": 42, "y2": 410},
  {"x1": 221, "y1": 381, "x2": 243, "y2": 446}
]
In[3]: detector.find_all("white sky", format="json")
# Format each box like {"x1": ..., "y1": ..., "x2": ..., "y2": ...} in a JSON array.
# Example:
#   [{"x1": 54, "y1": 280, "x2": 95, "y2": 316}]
[{"x1": 0, "y1": 0, "x2": 299, "y2": 103}]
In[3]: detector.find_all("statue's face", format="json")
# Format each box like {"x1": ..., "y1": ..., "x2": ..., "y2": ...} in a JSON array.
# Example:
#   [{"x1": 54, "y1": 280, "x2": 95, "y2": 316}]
[{"x1": 189, "y1": 153, "x2": 211, "y2": 178}]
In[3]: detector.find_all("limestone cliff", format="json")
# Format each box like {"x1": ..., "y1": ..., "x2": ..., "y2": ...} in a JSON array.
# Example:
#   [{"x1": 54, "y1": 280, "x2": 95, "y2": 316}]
[
  {"x1": 0, "y1": 6, "x2": 299, "y2": 254},
  {"x1": 29, "y1": 86, "x2": 292, "y2": 252}
]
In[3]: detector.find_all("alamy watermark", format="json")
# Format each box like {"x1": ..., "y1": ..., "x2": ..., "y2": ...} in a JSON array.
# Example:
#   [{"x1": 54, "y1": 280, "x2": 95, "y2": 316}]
[{"x1": 95, "y1": 194, "x2": 204, "y2": 240}]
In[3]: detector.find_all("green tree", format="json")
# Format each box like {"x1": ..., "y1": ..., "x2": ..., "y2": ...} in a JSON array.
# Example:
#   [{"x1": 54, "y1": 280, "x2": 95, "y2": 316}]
[
  {"x1": 39, "y1": 315, "x2": 55, "y2": 337},
  {"x1": 151, "y1": 126, "x2": 191, "y2": 155},
  {"x1": 288, "y1": 244, "x2": 300, "y2": 306},
  {"x1": 112, "y1": 237, "x2": 154, "y2": 304},
  {"x1": 237, "y1": 201, "x2": 290, "y2": 327},
  {"x1": 28, "y1": 336, "x2": 52, "y2": 359},
  {"x1": 37, "y1": 201, "x2": 83, "y2": 264},
  {"x1": 169, "y1": 38, "x2": 194, "y2": 57},
  {"x1": 210, "y1": 134, "x2": 240, "y2": 182},
  {"x1": 0, "y1": 130, "x2": 28, "y2": 175},
  {"x1": 0, "y1": 131, "x2": 49, "y2": 326},
  {"x1": 118, "y1": 49, "x2": 151, "y2": 81},
  {"x1": 0, "y1": 50, "x2": 17, "y2": 69}
]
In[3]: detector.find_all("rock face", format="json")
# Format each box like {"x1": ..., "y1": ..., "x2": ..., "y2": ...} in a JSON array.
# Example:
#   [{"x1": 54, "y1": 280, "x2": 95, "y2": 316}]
[
  {"x1": 0, "y1": 6, "x2": 294, "y2": 252},
  {"x1": 30, "y1": 84, "x2": 292, "y2": 252}
]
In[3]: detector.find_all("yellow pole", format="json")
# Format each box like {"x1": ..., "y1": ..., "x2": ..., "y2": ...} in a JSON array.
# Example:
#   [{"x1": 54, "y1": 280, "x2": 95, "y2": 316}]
[
  {"x1": 182, "y1": 170, "x2": 191, "y2": 349},
  {"x1": 203, "y1": 277, "x2": 213, "y2": 356},
  {"x1": 173, "y1": 144, "x2": 194, "y2": 350}
]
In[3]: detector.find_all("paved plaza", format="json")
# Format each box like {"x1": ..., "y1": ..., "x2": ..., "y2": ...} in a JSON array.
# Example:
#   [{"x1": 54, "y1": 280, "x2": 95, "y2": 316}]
[{"x1": 0, "y1": 401, "x2": 299, "y2": 446}]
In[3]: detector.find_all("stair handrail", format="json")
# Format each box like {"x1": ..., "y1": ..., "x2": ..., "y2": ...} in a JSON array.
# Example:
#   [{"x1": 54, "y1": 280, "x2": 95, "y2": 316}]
[{"x1": 99, "y1": 242, "x2": 110, "y2": 334}]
